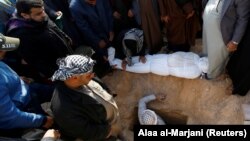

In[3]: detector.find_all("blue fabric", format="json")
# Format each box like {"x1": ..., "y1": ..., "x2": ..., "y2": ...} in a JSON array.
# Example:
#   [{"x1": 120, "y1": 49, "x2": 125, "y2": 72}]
[
  {"x1": 0, "y1": 0, "x2": 16, "y2": 14},
  {"x1": 0, "y1": 22, "x2": 4, "y2": 33},
  {"x1": 69, "y1": 0, "x2": 113, "y2": 50},
  {"x1": 0, "y1": 0, "x2": 16, "y2": 34},
  {"x1": 0, "y1": 61, "x2": 44, "y2": 129}
]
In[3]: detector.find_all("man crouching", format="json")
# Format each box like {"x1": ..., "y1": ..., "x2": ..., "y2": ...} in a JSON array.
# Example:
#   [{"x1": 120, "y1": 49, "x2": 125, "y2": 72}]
[{"x1": 51, "y1": 55, "x2": 123, "y2": 141}]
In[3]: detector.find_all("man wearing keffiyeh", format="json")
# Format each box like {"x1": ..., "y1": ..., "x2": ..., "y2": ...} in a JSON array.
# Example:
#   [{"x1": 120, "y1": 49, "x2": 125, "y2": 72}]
[{"x1": 51, "y1": 55, "x2": 124, "y2": 141}]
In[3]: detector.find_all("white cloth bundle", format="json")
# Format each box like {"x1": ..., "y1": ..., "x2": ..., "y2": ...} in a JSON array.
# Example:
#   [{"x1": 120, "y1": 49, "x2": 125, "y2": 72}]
[{"x1": 108, "y1": 47, "x2": 208, "y2": 79}]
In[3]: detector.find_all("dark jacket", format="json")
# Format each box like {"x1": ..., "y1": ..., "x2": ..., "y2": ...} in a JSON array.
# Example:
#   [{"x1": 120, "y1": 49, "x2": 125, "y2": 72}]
[
  {"x1": 51, "y1": 81, "x2": 111, "y2": 141},
  {"x1": 6, "y1": 16, "x2": 73, "y2": 78},
  {"x1": 69, "y1": 0, "x2": 113, "y2": 56}
]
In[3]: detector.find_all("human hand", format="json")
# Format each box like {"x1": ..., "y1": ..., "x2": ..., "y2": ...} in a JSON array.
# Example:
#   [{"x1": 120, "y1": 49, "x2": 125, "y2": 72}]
[
  {"x1": 121, "y1": 59, "x2": 127, "y2": 70},
  {"x1": 155, "y1": 93, "x2": 166, "y2": 101},
  {"x1": 43, "y1": 116, "x2": 54, "y2": 129},
  {"x1": 113, "y1": 11, "x2": 121, "y2": 19},
  {"x1": 128, "y1": 9, "x2": 134, "y2": 18},
  {"x1": 109, "y1": 32, "x2": 114, "y2": 42},
  {"x1": 103, "y1": 56, "x2": 108, "y2": 63},
  {"x1": 139, "y1": 56, "x2": 146, "y2": 63},
  {"x1": 161, "y1": 16, "x2": 170, "y2": 23},
  {"x1": 20, "y1": 76, "x2": 34, "y2": 84},
  {"x1": 227, "y1": 41, "x2": 238, "y2": 52},
  {"x1": 99, "y1": 40, "x2": 107, "y2": 48},
  {"x1": 186, "y1": 10, "x2": 195, "y2": 19},
  {"x1": 55, "y1": 11, "x2": 62, "y2": 19},
  {"x1": 43, "y1": 129, "x2": 60, "y2": 140}
]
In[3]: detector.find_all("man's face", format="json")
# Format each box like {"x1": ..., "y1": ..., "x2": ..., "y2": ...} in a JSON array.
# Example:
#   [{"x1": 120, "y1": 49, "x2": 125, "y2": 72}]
[
  {"x1": 22, "y1": 7, "x2": 47, "y2": 22},
  {"x1": 85, "y1": 0, "x2": 96, "y2": 5}
]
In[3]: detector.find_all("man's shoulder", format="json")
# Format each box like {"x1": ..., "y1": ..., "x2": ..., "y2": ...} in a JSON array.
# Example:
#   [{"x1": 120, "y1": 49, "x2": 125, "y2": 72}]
[
  {"x1": 6, "y1": 18, "x2": 33, "y2": 35},
  {"x1": 0, "y1": 61, "x2": 11, "y2": 73}
]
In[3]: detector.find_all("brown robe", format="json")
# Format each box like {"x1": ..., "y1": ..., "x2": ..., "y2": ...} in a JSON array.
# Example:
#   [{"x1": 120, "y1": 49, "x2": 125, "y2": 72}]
[
  {"x1": 138, "y1": 0, "x2": 163, "y2": 54},
  {"x1": 158, "y1": 0, "x2": 201, "y2": 48}
]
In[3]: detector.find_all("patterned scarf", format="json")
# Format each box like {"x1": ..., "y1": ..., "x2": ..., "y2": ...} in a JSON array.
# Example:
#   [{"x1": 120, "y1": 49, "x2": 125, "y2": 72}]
[
  {"x1": 51, "y1": 55, "x2": 95, "y2": 81},
  {"x1": 122, "y1": 28, "x2": 144, "y2": 56}
]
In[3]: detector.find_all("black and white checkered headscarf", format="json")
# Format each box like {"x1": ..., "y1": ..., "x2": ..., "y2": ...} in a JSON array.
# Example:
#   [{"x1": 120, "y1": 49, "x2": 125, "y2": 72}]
[
  {"x1": 122, "y1": 28, "x2": 144, "y2": 56},
  {"x1": 51, "y1": 55, "x2": 95, "y2": 81}
]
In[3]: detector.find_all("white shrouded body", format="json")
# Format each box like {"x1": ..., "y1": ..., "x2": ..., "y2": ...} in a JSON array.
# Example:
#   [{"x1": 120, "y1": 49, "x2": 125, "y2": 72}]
[{"x1": 108, "y1": 47, "x2": 208, "y2": 79}]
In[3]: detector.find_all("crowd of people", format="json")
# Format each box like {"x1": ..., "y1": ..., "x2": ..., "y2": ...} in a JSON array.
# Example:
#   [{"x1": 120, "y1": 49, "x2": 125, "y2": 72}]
[{"x1": 1, "y1": 0, "x2": 250, "y2": 140}]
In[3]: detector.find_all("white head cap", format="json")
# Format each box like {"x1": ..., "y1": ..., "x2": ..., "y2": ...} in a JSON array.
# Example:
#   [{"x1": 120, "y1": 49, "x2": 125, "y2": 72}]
[{"x1": 140, "y1": 109, "x2": 157, "y2": 125}]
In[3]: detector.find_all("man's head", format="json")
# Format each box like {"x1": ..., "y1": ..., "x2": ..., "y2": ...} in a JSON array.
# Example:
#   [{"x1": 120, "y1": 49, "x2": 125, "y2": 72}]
[
  {"x1": 16, "y1": 0, "x2": 47, "y2": 22},
  {"x1": 122, "y1": 28, "x2": 144, "y2": 66},
  {"x1": 139, "y1": 109, "x2": 166, "y2": 125},
  {"x1": 85, "y1": 0, "x2": 96, "y2": 6},
  {"x1": 0, "y1": 34, "x2": 20, "y2": 59},
  {"x1": 52, "y1": 55, "x2": 96, "y2": 86},
  {"x1": 124, "y1": 39, "x2": 137, "y2": 55}
]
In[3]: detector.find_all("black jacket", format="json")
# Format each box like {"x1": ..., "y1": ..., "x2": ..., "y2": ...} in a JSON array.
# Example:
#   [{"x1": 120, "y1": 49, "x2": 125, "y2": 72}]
[
  {"x1": 6, "y1": 16, "x2": 73, "y2": 78},
  {"x1": 51, "y1": 81, "x2": 111, "y2": 141}
]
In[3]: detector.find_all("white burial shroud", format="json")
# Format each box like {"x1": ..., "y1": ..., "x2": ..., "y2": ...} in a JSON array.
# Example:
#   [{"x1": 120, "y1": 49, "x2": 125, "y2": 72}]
[{"x1": 108, "y1": 47, "x2": 208, "y2": 79}]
